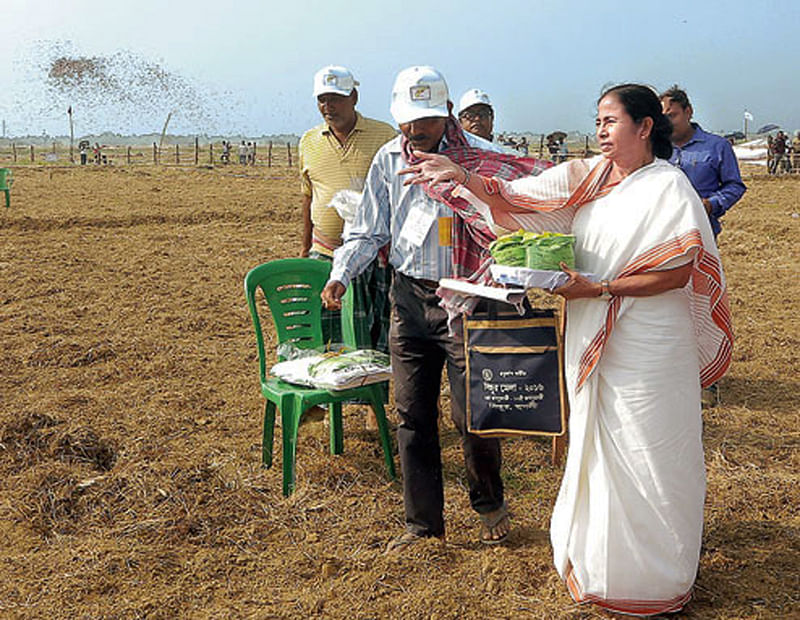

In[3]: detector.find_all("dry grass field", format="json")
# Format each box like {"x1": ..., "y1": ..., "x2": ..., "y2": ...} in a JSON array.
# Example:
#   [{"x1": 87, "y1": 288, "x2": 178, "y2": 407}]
[{"x1": 0, "y1": 164, "x2": 797, "y2": 619}]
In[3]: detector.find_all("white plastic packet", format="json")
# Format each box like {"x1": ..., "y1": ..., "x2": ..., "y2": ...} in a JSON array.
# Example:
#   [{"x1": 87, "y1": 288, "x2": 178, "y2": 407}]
[
  {"x1": 490, "y1": 264, "x2": 597, "y2": 291},
  {"x1": 328, "y1": 189, "x2": 362, "y2": 222},
  {"x1": 269, "y1": 356, "x2": 319, "y2": 388},
  {"x1": 308, "y1": 349, "x2": 391, "y2": 390},
  {"x1": 328, "y1": 190, "x2": 362, "y2": 237},
  {"x1": 271, "y1": 349, "x2": 391, "y2": 391}
]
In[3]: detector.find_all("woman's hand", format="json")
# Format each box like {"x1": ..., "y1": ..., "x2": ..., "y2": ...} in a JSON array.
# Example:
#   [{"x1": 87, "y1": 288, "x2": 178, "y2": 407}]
[
  {"x1": 551, "y1": 262, "x2": 601, "y2": 300},
  {"x1": 552, "y1": 261, "x2": 694, "y2": 300},
  {"x1": 398, "y1": 150, "x2": 466, "y2": 187}
]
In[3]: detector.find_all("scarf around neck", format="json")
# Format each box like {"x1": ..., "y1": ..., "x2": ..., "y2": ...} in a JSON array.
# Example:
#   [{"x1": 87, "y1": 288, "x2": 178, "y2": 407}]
[{"x1": 400, "y1": 116, "x2": 552, "y2": 280}]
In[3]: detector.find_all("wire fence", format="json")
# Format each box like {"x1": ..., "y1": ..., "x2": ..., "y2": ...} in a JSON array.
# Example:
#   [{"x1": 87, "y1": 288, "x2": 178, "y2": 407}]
[
  {"x1": 0, "y1": 140, "x2": 298, "y2": 168},
  {"x1": 2, "y1": 137, "x2": 797, "y2": 174}
]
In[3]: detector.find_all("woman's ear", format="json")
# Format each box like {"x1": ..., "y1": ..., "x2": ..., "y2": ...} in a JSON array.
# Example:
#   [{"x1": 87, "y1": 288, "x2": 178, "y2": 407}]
[{"x1": 640, "y1": 117, "x2": 654, "y2": 139}]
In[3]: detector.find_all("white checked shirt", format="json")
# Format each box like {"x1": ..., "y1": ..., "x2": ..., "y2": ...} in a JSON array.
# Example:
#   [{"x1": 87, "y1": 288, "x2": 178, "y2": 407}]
[{"x1": 330, "y1": 131, "x2": 503, "y2": 287}]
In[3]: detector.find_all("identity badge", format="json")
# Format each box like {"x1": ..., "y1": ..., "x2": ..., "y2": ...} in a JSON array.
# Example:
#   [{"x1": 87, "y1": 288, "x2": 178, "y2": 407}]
[{"x1": 399, "y1": 203, "x2": 436, "y2": 247}]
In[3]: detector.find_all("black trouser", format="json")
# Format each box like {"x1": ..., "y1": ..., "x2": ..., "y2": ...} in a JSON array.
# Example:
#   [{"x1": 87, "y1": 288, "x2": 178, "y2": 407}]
[{"x1": 390, "y1": 272, "x2": 504, "y2": 537}]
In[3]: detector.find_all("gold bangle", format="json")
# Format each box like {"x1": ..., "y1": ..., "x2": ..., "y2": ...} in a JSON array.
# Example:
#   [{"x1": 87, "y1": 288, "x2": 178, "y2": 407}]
[{"x1": 461, "y1": 167, "x2": 471, "y2": 185}]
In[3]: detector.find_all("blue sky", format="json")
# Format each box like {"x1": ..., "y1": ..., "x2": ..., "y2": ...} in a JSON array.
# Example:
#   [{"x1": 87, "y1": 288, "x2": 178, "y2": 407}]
[{"x1": 1, "y1": 0, "x2": 797, "y2": 137}]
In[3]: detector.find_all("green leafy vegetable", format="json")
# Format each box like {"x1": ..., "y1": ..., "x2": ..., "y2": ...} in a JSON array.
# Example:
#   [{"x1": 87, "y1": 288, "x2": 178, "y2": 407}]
[{"x1": 489, "y1": 230, "x2": 576, "y2": 270}]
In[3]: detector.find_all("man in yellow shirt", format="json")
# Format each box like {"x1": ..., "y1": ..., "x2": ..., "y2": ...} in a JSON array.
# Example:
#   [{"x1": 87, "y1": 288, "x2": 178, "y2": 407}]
[
  {"x1": 298, "y1": 65, "x2": 396, "y2": 366},
  {"x1": 300, "y1": 66, "x2": 396, "y2": 259}
]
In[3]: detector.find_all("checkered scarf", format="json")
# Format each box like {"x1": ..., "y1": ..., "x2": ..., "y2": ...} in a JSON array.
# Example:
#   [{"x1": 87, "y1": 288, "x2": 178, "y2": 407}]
[{"x1": 401, "y1": 117, "x2": 552, "y2": 281}]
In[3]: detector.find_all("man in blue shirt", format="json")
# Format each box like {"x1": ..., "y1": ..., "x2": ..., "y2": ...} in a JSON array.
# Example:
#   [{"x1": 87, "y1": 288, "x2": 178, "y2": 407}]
[
  {"x1": 661, "y1": 85, "x2": 745, "y2": 408},
  {"x1": 660, "y1": 85, "x2": 746, "y2": 239}
]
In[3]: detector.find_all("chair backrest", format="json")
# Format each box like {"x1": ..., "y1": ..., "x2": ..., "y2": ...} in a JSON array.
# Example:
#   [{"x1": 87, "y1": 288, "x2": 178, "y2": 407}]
[
  {"x1": 244, "y1": 258, "x2": 331, "y2": 382},
  {"x1": 340, "y1": 286, "x2": 358, "y2": 348},
  {"x1": 0, "y1": 168, "x2": 11, "y2": 190}
]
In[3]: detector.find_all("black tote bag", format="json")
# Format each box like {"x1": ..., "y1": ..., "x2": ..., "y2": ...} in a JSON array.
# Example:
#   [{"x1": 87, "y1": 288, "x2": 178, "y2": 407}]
[{"x1": 464, "y1": 303, "x2": 567, "y2": 438}]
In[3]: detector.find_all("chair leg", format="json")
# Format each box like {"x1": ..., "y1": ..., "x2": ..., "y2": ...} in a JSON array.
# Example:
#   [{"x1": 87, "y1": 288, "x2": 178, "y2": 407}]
[
  {"x1": 281, "y1": 404, "x2": 301, "y2": 497},
  {"x1": 329, "y1": 402, "x2": 344, "y2": 455},
  {"x1": 369, "y1": 391, "x2": 396, "y2": 480},
  {"x1": 262, "y1": 401, "x2": 277, "y2": 468}
]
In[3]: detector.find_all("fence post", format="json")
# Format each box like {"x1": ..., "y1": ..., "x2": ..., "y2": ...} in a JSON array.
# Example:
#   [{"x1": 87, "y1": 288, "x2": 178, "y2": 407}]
[
  {"x1": 12, "y1": 143, "x2": 17, "y2": 162},
  {"x1": 153, "y1": 142, "x2": 158, "y2": 165},
  {"x1": 127, "y1": 145, "x2": 131, "y2": 165},
  {"x1": 30, "y1": 145, "x2": 34, "y2": 163},
  {"x1": 252, "y1": 141, "x2": 257, "y2": 166},
  {"x1": 175, "y1": 144, "x2": 180, "y2": 165},
  {"x1": 287, "y1": 142, "x2": 292, "y2": 167},
  {"x1": 209, "y1": 143, "x2": 213, "y2": 164},
  {"x1": 268, "y1": 141, "x2": 272, "y2": 167},
  {"x1": 195, "y1": 137, "x2": 199, "y2": 165},
  {"x1": 584, "y1": 135, "x2": 589, "y2": 157}
]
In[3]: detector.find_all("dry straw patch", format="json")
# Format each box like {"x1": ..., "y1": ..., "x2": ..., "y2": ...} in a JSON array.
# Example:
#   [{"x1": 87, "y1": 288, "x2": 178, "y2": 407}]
[{"x1": 0, "y1": 166, "x2": 798, "y2": 618}]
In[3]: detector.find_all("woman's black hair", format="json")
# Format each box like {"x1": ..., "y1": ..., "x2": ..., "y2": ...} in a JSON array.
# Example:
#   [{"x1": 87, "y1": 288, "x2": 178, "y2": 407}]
[{"x1": 598, "y1": 83, "x2": 673, "y2": 159}]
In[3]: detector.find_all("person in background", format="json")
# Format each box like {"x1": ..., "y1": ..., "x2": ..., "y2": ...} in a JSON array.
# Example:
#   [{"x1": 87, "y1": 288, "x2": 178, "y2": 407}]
[
  {"x1": 547, "y1": 135, "x2": 559, "y2": 160},
  {"x1": 238, "y1": 140, "x2": 247, "y2": 165},
  {"x1": 557, "y1": 137, "x2": 568, "y2": 163},
  {"x1": 660, "y1": 85, "x2": 744, "y2": 407},
  {"x1": 791, "y1": 130, "x2": 800, "y2": 173},
  {"x1": 321, "y1": 66, "x2": 518, "y2": 553},
  {"x1": 457, "y1": 88, "x2": 495, "y2": 142},
  {"x1": 298, "y1": 65, "x2": 397, "y2": 428},
  {"x1": 660, "y1": 85, "x2": 746, "y2": 239},
  {"x1": 221, "y1": 140, "x2": 231, "y2": 164},
  {"x1": 400, "y1": 82, "x2": 732, "y2": 617},
  {"x1": 771, "y1": 130, "x2": 789, "y2": 174}
]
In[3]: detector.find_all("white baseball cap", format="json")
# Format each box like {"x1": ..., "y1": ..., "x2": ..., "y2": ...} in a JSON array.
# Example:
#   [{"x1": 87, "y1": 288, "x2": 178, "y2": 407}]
[
  {"x1": 390, "y1": 66, "x2": 450, "y2": 125},
  {"x1": 458, "y1": 89, "x2": 493, "y2": 114},
  {"x1": 313, "y1": 65, "x2": 359, "y2": 98}
]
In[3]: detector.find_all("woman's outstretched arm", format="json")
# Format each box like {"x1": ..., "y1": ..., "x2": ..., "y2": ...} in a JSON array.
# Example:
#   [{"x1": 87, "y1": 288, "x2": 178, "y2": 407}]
[{"x1": 397, "y1": 150, "x2": 533, "y2": 229}]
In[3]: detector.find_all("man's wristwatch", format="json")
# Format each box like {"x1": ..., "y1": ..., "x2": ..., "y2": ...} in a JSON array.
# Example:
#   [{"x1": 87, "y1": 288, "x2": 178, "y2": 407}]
[{"x1": 599, "y1": 279, "x2": 613, "y2": 299}]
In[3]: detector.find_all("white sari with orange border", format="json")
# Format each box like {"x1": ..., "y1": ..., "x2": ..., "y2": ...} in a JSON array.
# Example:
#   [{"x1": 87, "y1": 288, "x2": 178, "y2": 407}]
[{"x1": 497, "y1": 156, "x2": 733, "y2": 616}]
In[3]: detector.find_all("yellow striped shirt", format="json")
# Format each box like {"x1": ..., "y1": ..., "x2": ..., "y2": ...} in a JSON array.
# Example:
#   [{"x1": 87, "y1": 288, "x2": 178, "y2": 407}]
[{"x1": 299, "y1": 113, "x2": 397, "y2": 256}]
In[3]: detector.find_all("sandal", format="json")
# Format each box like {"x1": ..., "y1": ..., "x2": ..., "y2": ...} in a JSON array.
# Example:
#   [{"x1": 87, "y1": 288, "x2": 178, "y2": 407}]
[
  {"x1": 384, "y1": 530, "x2": 443, "y2": 555},
  {"x1": 479, "y1": 503, "x2": 510, "y2": 545}
]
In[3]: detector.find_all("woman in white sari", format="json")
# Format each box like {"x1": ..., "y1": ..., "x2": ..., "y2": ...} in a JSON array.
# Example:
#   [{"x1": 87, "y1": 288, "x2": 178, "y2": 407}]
[{"x1": 399, "y1": 84, "x2": 733, "y2": 616}]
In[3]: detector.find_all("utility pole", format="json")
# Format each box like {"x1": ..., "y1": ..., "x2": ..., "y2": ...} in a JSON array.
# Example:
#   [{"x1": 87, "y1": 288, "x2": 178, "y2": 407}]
[
  {"x1": 159, "y1": 111, "x2": 173, "y2": 152},
  {"x1": 743, "y1": 110, "x2": 753, "y2": 140},
  {"x1": 68, "y1": 106, "x2": 74, "y2": 163}
]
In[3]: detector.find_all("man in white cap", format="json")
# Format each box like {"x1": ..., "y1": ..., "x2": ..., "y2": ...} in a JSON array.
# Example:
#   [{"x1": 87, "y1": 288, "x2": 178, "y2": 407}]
[
  {"x1": 458, "y1": 88, "x2": 495, "y2": 142},
  {"x1": 321, "y1": 66, "x2": 511, "y2": 552},
  {"x1": 298, "y1": 65, "x2": 396, "y2": 348}
]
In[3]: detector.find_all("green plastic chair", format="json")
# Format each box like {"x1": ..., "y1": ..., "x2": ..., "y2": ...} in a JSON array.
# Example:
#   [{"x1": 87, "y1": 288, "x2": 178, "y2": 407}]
[
  {"x1": 244, "y1": 258, "x2": 395, "y2": 496},
  {"x1": 0, "y1": 168, "x2": 11, "y2": 208}
]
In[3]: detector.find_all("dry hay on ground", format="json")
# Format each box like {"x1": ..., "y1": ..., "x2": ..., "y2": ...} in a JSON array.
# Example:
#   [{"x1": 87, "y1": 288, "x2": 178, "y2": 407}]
[{"x1": 0, "y1": 166, "x2": 798, "y2": 619}]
